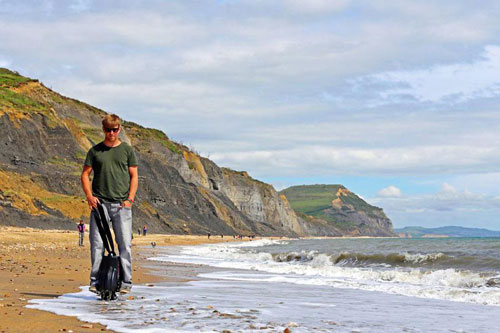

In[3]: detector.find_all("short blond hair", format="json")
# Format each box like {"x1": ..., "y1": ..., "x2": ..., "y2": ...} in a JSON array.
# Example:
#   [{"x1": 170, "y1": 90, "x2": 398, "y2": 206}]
[{"x1": 102, "y1": 114, "x2": 121, "y2": 128}]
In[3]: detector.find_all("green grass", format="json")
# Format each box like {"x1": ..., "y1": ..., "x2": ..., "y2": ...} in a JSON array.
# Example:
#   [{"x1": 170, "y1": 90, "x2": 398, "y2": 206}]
[
  {"x1": 0, "y1": 87, "x2": 47, "y2": 111},
  {"x1": 280, "y1": 184, "x2": 382, "y2": 219},
  {"x1": 48, "y1": 156, "x2": 80, "y2": 170},
  {"x1": 75, "y1": 150, "x2": 87, "y2": 162},
  {"x1": 42, "y1": 194, "x2": 75, "y2": 202},
  {"x1": 124, "y1": 122, "x2": 183, "y2": 154},
  {"x1": 0, "y1": 68, "x2": 33, "y2": 87},
  {"x1": 280, "y1": 184, "x2": 343, "y2": 214},
  {"x1": 82, "y1": 128, "x2": 103, "y2": 145},
  {"x1": 142, "y1": 128, "x2": 183, "y2": 154}
]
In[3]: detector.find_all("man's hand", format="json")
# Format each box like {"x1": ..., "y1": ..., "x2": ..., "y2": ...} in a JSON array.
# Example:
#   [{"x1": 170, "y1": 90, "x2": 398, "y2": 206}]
[
  {"x1": 86, "y1": 195, "x2": 100, "y2": 209},
  {"x1": 121, "y1": 200, "x2": 133, "y2": 209}
]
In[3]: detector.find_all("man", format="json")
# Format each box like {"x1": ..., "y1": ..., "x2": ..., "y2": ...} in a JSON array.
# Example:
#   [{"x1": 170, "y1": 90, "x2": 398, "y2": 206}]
[
  {"x1": 77, "y1": 220, "x2": 85, "y2": 246},
  {"x1": 81, "y1": 114, "x2": 138, "y2": 294}
]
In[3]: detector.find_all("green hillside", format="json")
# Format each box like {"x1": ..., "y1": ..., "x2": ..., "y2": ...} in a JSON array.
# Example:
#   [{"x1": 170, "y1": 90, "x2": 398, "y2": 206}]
[
  {"x1": 280, "y1": 184, "x2": 394, "y2": 236},
  {"x1": 280, "y1": 184, "x2": 344, "y2": 214},
  {"x1": 280, "y1": 184, "x2": 382, "y2": 217}
]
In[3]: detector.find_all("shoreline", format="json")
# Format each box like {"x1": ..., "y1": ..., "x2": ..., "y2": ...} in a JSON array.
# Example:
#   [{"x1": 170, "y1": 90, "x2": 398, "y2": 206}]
[{"x1": 0, "y1": 226, "x2": 241, "y2": 332}]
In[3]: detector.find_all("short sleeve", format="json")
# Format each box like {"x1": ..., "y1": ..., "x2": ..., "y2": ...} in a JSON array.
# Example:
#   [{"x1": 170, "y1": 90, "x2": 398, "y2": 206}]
[
  {"x1": 128, "y1": 146, "x2": 138, "y2": 167},
  {"x1": 84, "y1": 148, "x2": 94, "y2": 167}
]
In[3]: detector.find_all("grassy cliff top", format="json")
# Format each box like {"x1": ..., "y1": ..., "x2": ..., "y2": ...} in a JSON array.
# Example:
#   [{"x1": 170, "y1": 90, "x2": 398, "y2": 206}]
[
  {"x1": 279, "y1": 184, "x2": 345, "y2": 214},
  {"x1": 0, "y1": 68, "x2": 36, "y2": 87},
  {"x1": 280, "y1": 184, "x2": 382, "y2": 216}
]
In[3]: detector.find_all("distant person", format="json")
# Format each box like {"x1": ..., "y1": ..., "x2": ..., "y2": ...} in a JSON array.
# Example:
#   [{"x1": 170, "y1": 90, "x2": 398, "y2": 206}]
[
  {"x1": 208, "y1": 232, "x2": 211, "y2": 239},
  {"x1": 138, "y1": 228, "x2": 141, "y2": 236},
  {"x1": 77, "y1": 220, "x2": 85, "y2": 246},
  {"x1": 143, "y1": 225, "x2": 147, "y2": 236},
  {"x1": 81, "y1": 113, "x2": 138, "y2": 295}
]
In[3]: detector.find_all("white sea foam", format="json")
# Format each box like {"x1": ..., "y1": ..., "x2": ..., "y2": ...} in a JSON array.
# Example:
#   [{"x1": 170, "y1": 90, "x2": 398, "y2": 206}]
[
  {"x1": 403, "y1": 252, "x2": 445, "y2": 264},
  {"x1": 28, "y1": 276, "x2": 500, "y2": 333},
  {"x1": 150, "y1": 241, "x2": 500, "y2": 306}
]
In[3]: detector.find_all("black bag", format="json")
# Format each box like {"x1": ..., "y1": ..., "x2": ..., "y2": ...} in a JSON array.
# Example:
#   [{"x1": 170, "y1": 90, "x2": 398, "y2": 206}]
[{"x1": 93, "y1": 203, "x2": 121, "y2": 300}]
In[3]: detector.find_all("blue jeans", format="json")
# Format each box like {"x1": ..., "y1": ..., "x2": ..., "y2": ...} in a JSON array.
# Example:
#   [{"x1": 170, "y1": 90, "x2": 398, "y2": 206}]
[{"x1": 89, "y1": 202, "x2": 133, "y2": 287}]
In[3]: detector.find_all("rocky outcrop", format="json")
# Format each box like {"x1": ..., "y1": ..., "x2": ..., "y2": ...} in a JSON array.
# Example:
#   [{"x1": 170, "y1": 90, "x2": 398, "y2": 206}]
[{"x1": 280, "y1": 185, "x2": 395, "y2": 237}]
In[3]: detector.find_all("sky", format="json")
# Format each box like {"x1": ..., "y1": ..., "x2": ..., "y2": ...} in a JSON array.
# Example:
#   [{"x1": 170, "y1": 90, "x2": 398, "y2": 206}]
[{"x1": 2, "y1": 0, "x2": 500, "y2": 229}]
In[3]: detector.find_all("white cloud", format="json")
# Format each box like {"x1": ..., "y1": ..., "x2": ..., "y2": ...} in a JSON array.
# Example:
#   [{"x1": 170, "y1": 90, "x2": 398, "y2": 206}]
[
  {"x1": 208, "y1": 144, "x2": 500, "y2": 179},
  {"x1": 1, "y1": 0, "x2": 500, "y2": 194},
  {"x1": 371, "y1": 184, "x2": 495, "y2": 214},
  {"x1": 370, "y1": 184, "x2": 500, "y2": 229},
  {"x1": 282, "y1": 0, "x2": 351, "y2": 14},
  {"x1": 439, "y1": 183, "x2": 459, "y2": 196},
  {"x1": 377, "y1": 186, "x2": 402, "y2": 198},
  {"x1": 369, "y1": 45, "x2": 500, "y2": 103}
]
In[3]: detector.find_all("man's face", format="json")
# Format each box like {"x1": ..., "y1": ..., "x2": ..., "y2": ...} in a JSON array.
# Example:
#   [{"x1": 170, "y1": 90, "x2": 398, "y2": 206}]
[{"x1": 103, "y1": 124, "x2": 120, "y2": 142}]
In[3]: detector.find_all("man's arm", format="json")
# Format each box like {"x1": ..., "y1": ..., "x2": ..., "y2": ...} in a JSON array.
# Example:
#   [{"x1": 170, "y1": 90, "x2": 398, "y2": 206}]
[
  {"x1": 81, "y1": 165, "x2": 100, "y2": 209},
  {"x1": 123, "y1": 166, "x2": 138, "y2": 208}
]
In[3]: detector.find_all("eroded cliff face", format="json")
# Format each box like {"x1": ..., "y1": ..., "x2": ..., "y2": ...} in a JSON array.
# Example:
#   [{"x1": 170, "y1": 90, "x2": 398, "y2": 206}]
[
  {"x1": 0, "y1": 69, "x2": 299, "y2": 235},
  {"x1": 0, "y1": 69, "x2": 394, "y2": 237}
]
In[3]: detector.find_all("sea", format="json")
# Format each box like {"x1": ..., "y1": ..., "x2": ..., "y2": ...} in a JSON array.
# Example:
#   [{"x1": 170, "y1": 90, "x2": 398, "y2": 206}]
[{"x1": 28, "y1": 237, "x2": 500, "y2": 332}]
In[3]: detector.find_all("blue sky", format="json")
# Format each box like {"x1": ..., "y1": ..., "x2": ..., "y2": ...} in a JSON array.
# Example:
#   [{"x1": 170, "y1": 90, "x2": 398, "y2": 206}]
[{"x1": 2, "y1": 0, "x2": 500, "y2": 229}]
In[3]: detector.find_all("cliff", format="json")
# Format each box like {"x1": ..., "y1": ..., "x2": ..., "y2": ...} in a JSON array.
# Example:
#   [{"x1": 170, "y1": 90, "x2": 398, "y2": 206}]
[
  {"x1": 0, "y1": 68, "x2": 298, "y2": 235},
  {"x1": 280, "y1": 184, "x2": 395, "y2": 236},
  {"x1": 0, "y1": 68, "x2": 394, "y2": 237}
]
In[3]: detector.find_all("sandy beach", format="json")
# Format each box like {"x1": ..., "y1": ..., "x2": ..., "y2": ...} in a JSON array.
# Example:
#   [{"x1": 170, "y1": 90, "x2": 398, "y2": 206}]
[{"x1": 0, "y1": 226, "x2": 239, "y2": 332}]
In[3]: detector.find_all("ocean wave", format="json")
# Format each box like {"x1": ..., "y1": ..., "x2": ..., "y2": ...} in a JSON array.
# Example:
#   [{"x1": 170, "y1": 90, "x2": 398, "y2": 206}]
[
  {"x1": 333, "y1": 251, "x2": 448, "y2": 267},
  {"x1": 150, "y1": 241, "x2": 500, "y2": 305}
]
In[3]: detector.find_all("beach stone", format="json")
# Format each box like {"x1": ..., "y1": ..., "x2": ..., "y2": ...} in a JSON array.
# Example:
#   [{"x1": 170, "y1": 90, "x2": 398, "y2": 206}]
[
  {"x1": 283, "y1": 328, "x2": 291, "y2": 333},
  {"x1": 127, "y1": 296, "x2": 134, "y2": 300},
  {"x1": 219, "y1": 313, "x2": 241, "y2": 319},
  {"x1": 287, "y1": 322, "x2": 299, "y2": 327},
  {"x1": 81, "y1": 324, "x2": 93, "y2": 328}
]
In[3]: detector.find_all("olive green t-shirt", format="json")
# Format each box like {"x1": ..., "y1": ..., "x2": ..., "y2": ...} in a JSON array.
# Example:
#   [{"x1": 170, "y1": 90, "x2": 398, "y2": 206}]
[{"x1": 84, "y1": 142, "x2": 138, "y2": 202}]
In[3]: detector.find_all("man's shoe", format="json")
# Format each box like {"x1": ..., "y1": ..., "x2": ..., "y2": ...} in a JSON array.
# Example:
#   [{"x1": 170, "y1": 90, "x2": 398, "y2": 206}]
[{"x1": 89, "y1": 285, "x2": 99, "y2": 294}]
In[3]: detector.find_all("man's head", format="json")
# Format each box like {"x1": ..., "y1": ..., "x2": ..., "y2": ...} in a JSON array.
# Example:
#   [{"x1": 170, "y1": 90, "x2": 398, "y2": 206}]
[
  {"x1": 79, "y1": 219, "x2": 84, "y2": 224},
  {"x1": 102, "y1": 114, "x2": 121, "y2": 142}
]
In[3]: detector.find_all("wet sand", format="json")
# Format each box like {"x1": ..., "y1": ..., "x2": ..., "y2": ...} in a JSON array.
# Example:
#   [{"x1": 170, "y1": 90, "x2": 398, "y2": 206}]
[{"x1": 0, "y1": 226, "x2": 240, "y2": 332}]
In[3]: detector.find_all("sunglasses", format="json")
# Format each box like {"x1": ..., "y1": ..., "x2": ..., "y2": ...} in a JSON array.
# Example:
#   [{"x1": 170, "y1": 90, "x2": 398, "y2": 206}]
[{"x1": 104, "y1": 127, "x2": 120, "y2": 133}]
